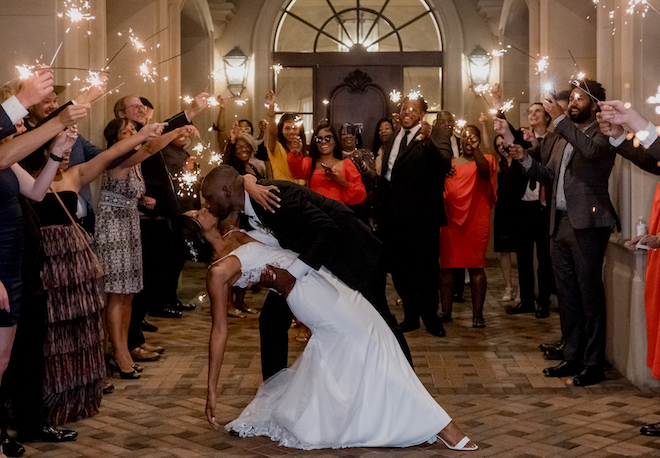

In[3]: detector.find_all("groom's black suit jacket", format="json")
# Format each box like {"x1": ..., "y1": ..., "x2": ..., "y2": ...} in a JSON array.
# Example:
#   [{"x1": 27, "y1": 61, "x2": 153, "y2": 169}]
[{"x1": 251, "y1": 180, "x2": 381, "y2": 294}]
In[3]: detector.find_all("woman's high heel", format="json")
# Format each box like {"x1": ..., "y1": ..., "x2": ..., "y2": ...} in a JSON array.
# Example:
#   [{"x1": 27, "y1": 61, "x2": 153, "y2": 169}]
[{"x1": 107, "y1": 357, "x2": 141, "y2": 379}]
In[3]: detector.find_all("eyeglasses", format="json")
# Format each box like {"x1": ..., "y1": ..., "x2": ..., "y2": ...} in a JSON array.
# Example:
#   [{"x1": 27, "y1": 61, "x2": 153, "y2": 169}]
[
  {"x1": 235, "y1": 145, "x2": 252, "y2": 152},
  {"x1": 125, "y1": 104, "x2": 146, "y2": 111},
  {"x1": 314, "y1": 135, "x2": 334, "y2": 144}
]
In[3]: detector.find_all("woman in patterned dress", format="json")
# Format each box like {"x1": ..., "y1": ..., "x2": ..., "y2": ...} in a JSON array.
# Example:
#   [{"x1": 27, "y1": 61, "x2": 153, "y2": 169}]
[{"x1": 96, "y1": 118, "x2": 191, "y2": 379}]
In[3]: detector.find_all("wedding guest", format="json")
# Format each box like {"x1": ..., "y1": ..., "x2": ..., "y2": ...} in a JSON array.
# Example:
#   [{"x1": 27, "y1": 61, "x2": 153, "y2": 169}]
[
  {"x1": 97, "y1": 118, "x2": 188, "y2": 379},
  {"x1": 372, "y1": 118, "x2": 394, "y2": 175},
  {"x1": 287, "y1": 121, "x2": 366, "y2": 206},
  {"x1": 264, "y1": 91, "x2": 305, "y2": 184},
  {"x1": 339, "y1": 123, "x2": 376, "y2": 222},
  {"x1": 493, "y1": 134, "x2": 526, "y2": 302},
  {"x1": 439, "y1": 122, "x2": 497, "y2": 328}
]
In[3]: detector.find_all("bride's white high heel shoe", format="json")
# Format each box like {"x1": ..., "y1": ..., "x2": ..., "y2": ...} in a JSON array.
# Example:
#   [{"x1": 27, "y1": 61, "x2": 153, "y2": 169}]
[{"x1": 437, "y1": 435, "x2": 478, "y2": 451}]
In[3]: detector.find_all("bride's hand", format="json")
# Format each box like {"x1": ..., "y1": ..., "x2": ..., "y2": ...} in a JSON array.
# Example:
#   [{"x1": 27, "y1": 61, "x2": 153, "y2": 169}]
[
  {"x1": 206, "y1": 392, "x2": 220, "y2": 429},
  {"x1": 243, "y1": 174, "x2": 281, "y2": 213},
  {"x1": 260, "y1": 264, "x2": 295, "y2": 298}
]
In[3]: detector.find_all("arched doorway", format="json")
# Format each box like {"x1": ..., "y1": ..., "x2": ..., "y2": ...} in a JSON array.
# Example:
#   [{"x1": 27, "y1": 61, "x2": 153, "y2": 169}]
[{"x1": 273, "y1": 0, "x2": 443, "y2": 150}]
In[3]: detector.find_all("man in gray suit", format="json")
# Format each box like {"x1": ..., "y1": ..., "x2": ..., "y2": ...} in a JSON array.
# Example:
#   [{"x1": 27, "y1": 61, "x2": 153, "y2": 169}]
[{"x1": 509, "y1": 79, "x2": 617, "y2": 387}]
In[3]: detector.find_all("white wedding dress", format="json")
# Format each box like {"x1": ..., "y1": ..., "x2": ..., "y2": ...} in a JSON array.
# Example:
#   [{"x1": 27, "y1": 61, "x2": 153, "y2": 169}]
[{"x1": 224, "y1": 241, "x2": 452, "y2": 450}]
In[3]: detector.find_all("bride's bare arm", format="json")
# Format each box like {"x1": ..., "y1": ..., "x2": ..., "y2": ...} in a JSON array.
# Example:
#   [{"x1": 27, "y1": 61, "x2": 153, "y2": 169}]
[{"x1": 206, "y1": 256, "x2": 242, "y2": 428}]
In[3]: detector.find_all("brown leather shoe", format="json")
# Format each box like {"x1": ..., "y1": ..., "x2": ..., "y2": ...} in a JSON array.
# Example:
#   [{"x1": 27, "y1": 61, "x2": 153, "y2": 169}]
[
  {"x1": 129, "y1": 347, "x2": 161, "y2": 361},
  {"x1": 141, "y1": 342, "x2": 165, "y2": 353}
]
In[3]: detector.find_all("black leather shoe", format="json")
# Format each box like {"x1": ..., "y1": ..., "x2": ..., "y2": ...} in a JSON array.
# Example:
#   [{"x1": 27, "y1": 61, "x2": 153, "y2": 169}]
[
  {"x1": 641, "y1": 422, "x2": 660, "y2": 436},
  {"x1": 452, "y1": 294, "x2": 465, "y2": 303},
  {"x1": 19, "y1": 425, "x2": 78, "y2": 443},
  {"x1": 540, "y1": 339, "x2": 564, "y2": 353},
  {"x1": 573, "y1": 365, "x2": 605, "y2": 387},
  {"x1": 149, "y1": 307, "x2": 182, "y2": 319},
  {"x1": 141, "y1": 319, "x2": 158, "y2": 332},
  {"x1": 543, "y1": 348, "x2": 563, "y2": 360},
  {"x1": 399, "y1": 320, "x2": 420, "y2": 333},
  {"x1": 1, "y1": 433, "x2": 25, "y2": 457},
  {"x1": 170, "y1": 300, "x2": 196, "y2": 311},
  {"x1": 506, "y1": 302, "x2": 535, "y2": 315},
  {"x1": 427, "y1": 324, "x2": 446, "y2": 337},
  {"x1": 543, "y1": 360, "x2": 584, "y2": 377}
]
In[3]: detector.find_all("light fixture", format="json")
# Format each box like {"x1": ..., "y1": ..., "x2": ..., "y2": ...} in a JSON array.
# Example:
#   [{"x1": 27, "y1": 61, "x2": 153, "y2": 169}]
[
  {"x1": 467, "y1": 46, "x2": 492, "y2": 88},
  {"x1": 223, "y1": 46, "x2": 248, "y2": 96}
]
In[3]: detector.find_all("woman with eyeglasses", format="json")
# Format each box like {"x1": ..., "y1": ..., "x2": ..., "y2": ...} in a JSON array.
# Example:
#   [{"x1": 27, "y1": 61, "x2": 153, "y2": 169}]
[
  {"x1": 287, "y1": 121, "x2": 366, "y2": 206},
  {"x1": 438, "y1": 120, "x2": 497, "y2": 329}
]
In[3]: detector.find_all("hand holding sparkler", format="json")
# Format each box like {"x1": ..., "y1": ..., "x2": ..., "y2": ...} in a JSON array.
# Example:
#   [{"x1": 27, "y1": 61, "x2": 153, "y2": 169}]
[
  {"x1": 56, "y1": 103, "x2": 89, "y2": 128},
  {"x1": 522, "y1": 128, "x2": 539, "y2": 148},
  {"x1": 16, "y1": 67, "x2": 54, "y2": 109},
  {"x1": 490, "y1": 83, "x2": 503, "y2": 110},
  {"x1": 184, "y1": 92, "x2": 210, "y2": 121},
  {"x1": 542, "y1": 93, "x2": 564, "y2": 121},
  {"x1": 479, "y1": 112, "x2": 488, "y2": 126},
  {"x1": 229, "y1": 121, "x2": 241, "y2": 143},
  {"x1": 508, "y1": 144, "x2": 527, "y2": 162},
  {"x1": 598, "y1": 100, "x2": 649, "y2": 133},
  {"x1": 140, "y1": 122, "x2": 167, "y2": 141},
  {"x1": 596, "y1": 112, "x2": 624, "y2": 139},
  {"x1": 493, "y1": 117, "x2": 515, "y2": 147},
  {"x1": 265, "y1": 91, "x2": 276, "y2": 113},
  {"x1": 177, "y1": 124, "x2": 200, "y2": 139}
]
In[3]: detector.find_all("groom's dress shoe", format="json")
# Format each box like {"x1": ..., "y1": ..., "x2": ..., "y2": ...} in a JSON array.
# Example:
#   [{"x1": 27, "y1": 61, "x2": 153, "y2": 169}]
[
  {"x1": 543, "y1": 348, "x2": 563, "y2": 360},
  {"x1": 540, "y1": 340, "x2": 564, "y2": 353},
  {"x1": 506, "y1": 302, "x2": 535, "y2": 315},
  {"x1": 573, "y1": 366, "x2": 605, "y2": 387},
  {"x1": 427, "y1": 324, "x2": 446, "y2": 337},
  {"x1": 399, "y1": 320, "x2": 420, "y2": 333},
  {"x1": 543, "y1": 361, "x2": 584, "y2": 377},
  {"x1": 641, "y1": 423, "x2": 660, "y2": 436}
]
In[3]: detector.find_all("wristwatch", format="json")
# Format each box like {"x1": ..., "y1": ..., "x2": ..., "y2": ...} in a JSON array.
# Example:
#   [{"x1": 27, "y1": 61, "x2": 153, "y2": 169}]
[{"x1": 49, "y1": 152, "x2": 64, "y2": 162}]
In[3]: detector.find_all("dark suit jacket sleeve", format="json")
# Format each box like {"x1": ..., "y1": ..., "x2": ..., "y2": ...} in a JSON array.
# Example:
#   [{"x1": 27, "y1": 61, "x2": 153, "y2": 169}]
[
  {"x1": 0, "y1": 108, "x2": 17, "y2": 141},
  {"x1": 522, "y1": 140, "x2": 556, "y2": 186},
  {"x1": 615, "y1": 138, "x2": 660, "y2": 175},
  {"x1": 555, "y1": 117, "x2": 611, "y2": 160},
  {"x1": 163, "y1": 111, "x2": 191, "y2": 133},
  {"x1": 257, "y1": 182, "x2": 339, "y2": 271},
  {"x1": 428, "y1": 125, "x2": 453, "y2": 176}
]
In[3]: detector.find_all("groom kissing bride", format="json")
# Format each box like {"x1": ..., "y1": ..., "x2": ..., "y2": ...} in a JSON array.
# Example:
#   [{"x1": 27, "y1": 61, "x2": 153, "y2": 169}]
[{"x1": 184, "y1": 164, "x2": 476, "y2": 451}]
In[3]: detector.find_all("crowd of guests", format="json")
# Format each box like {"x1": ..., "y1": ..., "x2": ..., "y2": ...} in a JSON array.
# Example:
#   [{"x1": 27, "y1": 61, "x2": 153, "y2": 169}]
[
  {"x1": 0, "y1": 66, "x2": 210, "y2": 457},
  {"x1": 3, "y1": 61, "x2": 660, "y2": 457}
]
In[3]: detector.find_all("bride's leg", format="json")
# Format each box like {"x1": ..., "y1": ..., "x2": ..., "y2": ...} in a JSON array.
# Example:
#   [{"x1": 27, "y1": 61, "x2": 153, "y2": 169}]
[{"x1": 437, "y1": 421, "x2": 477, "y2": 449}]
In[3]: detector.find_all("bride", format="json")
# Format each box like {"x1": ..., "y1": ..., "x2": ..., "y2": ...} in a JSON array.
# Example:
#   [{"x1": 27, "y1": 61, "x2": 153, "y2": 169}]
[{"x1": 182, "y1": 207, "x2": 477, "y2": 451}]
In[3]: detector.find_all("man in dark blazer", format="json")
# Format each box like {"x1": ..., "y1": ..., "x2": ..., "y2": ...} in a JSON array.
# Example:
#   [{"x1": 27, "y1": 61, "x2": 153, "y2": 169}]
[
  {"x1": 374, "y1": 97, "x2": 453, "y2": 337},
  {"x1": 509, "y1": 79, "x2": 617, "y2": 387},
  {"x1": 202, "y1": 166, "x2": 412, "y2": 379}
]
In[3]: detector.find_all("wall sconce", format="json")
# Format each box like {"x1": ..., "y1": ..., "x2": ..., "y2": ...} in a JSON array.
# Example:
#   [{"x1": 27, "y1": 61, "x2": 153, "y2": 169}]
[
  {"x1": 467, "y1": 46, "x2": 492, "y2": 88},
  {"x1": 223, "y1": 46, "x2": 248, "y2": 96}
]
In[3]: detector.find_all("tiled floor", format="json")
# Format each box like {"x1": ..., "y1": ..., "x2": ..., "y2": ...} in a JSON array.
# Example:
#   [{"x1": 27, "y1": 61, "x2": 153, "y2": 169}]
[{"x1": 13, "y1": 262, "x2": 660, "y2": 457}]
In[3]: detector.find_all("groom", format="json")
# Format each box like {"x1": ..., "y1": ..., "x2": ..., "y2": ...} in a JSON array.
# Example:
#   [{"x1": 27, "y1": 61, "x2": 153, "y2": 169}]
[{"x1": 201, "y1": 166, "x2": 412, "y2": 379}]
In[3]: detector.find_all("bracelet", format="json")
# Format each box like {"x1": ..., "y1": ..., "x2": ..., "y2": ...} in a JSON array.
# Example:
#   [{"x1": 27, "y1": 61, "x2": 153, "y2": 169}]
[{"x1": 49, "y1": 152, "x2": 64, "y2": 162}]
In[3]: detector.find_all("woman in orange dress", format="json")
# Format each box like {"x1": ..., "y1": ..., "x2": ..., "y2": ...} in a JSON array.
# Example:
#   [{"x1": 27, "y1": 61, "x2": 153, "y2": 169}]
[
  {"x1": 439, "y1": 124, "x2": 497, "y2": 328},
  {"x1": 287, "y1": 121, "x2": 366, "y2": 206}
]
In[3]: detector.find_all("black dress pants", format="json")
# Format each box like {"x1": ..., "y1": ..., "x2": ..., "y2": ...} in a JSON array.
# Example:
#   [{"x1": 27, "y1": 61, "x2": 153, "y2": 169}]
[{"x1": 515, "y1": 201, "x2": 552, "y2": 306}]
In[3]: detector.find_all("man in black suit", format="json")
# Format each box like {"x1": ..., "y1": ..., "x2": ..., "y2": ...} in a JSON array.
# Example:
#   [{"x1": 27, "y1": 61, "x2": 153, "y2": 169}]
[
  {"x1": 374, "y1": 97, "x2": 453, "y2": 337},
  {"x1": 509, "y1": 79, "x2": 617, "y2": 387},
  {"x1": 201, "y1": 166, "x2": 411, "y2": 379}
]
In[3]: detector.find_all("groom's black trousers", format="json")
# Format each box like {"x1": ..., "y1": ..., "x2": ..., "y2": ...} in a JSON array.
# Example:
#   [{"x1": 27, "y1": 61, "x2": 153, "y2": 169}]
[{"x1": 259, "y1": 266, "x2": 413, "y2": 380}]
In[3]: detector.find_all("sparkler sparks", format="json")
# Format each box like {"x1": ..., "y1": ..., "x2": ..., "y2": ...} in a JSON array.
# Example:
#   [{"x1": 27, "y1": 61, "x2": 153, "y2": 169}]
[
  {"x1": 407, "y1": 90, "x2": 423, "y2": 101},
  {"x1": 455, "y1": 119, "x2": 467, "y2": 135},
  {"x1": 626, "y1": 0, "x2": 650, "y2": 15},
  {"x1": 80, "y1": 70, "x2": 103, "y2": 92},
  {"x1": 647, "y1": 85, "x2": 660, "y2": 114},
  {"x1": 535, "y1": 56, "x2": 549, "y2": 74},
  {"x1": 473, "y1": 84, "x2": 491, "y2": 95},
  {"x1": 235, "y1": 99, "x2": 248, "y2": 106},
  {"x1": 499, "y1": 99, "x2": 515, "y2": 113},
  {"x1": 271, "y1": 63, "x2": 283, "y2": 75},
  {"x1": 57, "y1": 0, "x2": 95, "y2": 29},
  {"x1": 182, "y1": 95, "x2": 194, "y2": 104},
  {"x1": 174, "y1": 170, "x2": 201, "y2": 198},
  {"x1": 128, "y1": 28, "x2": 145, "y2": 52},
  {"x1": 16, "y1": 65, "x2": 35, "y2": 80},
  {"x1": 389, "y1": 90, "x2": 402, "y2": 103},
  {"x1": 192, "y1": 143, "x2": 204, "y2": 155},
  {"x1": 207, "y1": 97, "x2": 220, "y2": 107},
  {"x1": 138, "y1": 60, "x2": 157, "y2": 83}
]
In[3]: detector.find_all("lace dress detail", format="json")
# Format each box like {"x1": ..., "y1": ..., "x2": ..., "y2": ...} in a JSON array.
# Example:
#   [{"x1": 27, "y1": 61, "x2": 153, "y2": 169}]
[{"x1": 219, "y1": 242, "x2": 298, "y2": 289}]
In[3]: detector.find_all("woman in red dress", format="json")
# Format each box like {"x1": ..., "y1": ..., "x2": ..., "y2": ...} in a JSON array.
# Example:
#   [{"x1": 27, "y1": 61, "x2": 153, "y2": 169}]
[
  {"x1": 287, "y1": 122, "x2": 366, "y2": 206},
  {"x1": 439, "y1": 124, "x2": 497, "y2": 328}
]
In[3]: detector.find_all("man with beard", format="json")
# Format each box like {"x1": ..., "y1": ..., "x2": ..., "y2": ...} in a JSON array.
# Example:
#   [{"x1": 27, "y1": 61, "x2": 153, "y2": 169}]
[{"x1": 508, "y1": 79, "x2": 618, "y2": 387}]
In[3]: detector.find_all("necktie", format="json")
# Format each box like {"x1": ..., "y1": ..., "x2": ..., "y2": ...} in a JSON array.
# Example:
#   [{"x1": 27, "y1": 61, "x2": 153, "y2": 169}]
[{"x1": 402, "y1": 129, "x2": 411, "y2": 148}]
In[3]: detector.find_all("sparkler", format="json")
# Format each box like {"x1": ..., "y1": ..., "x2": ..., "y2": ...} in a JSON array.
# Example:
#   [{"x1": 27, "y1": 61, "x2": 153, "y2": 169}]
[
  {"x1": 473, "y1": 84, "x2": 491, "y2": 95},
  {"x1": 646, "y1": 85, "x2": 660, "y2": 114},
  {"x1": 57, "y1": 0, "x2": 95, "y2": 32},
  {"x1": 235, "y1": 99, "x2": 248, "y2": 106},
  {"x1": 271, "y1": 63, "x2": 283, "y2": 75},
  {"x1": 490, "y1": 47, "x2": 508, "y2": 57},
  {"x1": 90, "y1": 82, "x2": 126, "y2": 106},
  {"x1": 535, "y1": 56, "x2": 549, "y2": 74},
  {"x1": 49, "y1": 42, "x2": 63, "y2": 66},
  {"x1": 174, "y1": 170, "x2": 201, "y2": 198},
  {"x1": 455, "y1": 119, "x2": 467, "y2": 136},
  {"x1": 16, "y1": 65, "x2": 35, "y2": 80},
  {"x1": 407, "y1": 90, "x2": 423, "y2": 101},
  {"x1": 182, "y1": 95, "x2": 194, "y2": 104},
  {"x1": 322, "y1": 99, "x2": 329, "y2": 105},
  {"x1": 389, "y1": 90, "x2": 402, "y2": 103},
  {"x1": 192, "y1": 143, "x2": 204, "y2": 155},
  {"x1": 128, "y1": 28, "x2": 145, "y2": 52},
  {"x1": 138, "y1": 60, "x2": 157, "y2": 83}
]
